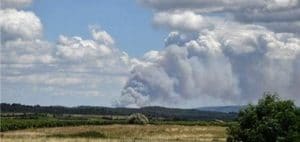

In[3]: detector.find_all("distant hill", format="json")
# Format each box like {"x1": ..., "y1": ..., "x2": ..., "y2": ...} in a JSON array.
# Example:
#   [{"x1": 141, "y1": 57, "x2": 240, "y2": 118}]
[
  {"x1": 0, "y1": 103, "x2": 237, "y2": 121},
  {"x1": 197, "y1": 105, "x2": 246, "y2": 113}
]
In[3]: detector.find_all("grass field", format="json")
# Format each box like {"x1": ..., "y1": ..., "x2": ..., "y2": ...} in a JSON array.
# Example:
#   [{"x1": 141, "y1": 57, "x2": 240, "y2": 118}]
[{"x1": 0, "y1": 124, "x2": 227, "y2": 142}]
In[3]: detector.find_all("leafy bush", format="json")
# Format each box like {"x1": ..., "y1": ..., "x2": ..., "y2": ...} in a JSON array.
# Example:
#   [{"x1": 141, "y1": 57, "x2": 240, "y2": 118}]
[
  {"x1": 227, "y1": 93, "x2": 298, "y2": 142},
  {"x1": 127, "y1": 113, "x2": 149, "y2": 124}
]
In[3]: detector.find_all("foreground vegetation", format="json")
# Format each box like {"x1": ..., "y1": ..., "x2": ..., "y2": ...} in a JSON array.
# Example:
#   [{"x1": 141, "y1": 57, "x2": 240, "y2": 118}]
[
  {"x1": 0, "y1": 125, "x2": 227, "y2": 142},
  {"x1": 0, "y1": 117, "x2": 128, "y2": 132},
  {"x1": 0, "y1": 115, "x2": 232, "y2": 132},
  {"x1": 0, "y1": 113, "x2": 231, "y2": 141},
  {"x1": 0, "y1": 105, "x2": 235, "y2": 132},
  {"x1": 1, "y1": 93, "x2": 299, "y2": 141},
  {"x1": 227, "y1": 93, "x2": 300, "y2": 141}
]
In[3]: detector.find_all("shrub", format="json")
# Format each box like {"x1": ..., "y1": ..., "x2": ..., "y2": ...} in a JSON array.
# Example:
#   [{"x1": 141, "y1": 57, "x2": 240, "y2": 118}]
[
  {"x1": 127, "y1": 113, "x2": 149, "y2": 124},
  {"x1": 227, "y1": 92, "x2": 298, "y2": 142}
]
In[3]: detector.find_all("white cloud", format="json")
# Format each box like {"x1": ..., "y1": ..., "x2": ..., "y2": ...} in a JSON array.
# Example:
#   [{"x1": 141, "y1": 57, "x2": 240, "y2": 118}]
[
  {"x1": 153, "y1": 11, "x2": 208, "y2": 31},
  {"x1": 2, "y1": 0, "x2": 299, "y2": 107},
  {"x1": 1, "y1": 25, "x2": 133, "y2": 104},
  {"x1": 91, "y1": 27, "x2": 115, "y2": 45},
  {"x1": 56, "y1": 35, "x2": 112, "y2": 60},
  {"x1": 0, "y1": 9, "x2": 42, "y2": 42},
  {"x1": 140, "y1": 0, "x2": 299, "y2": 13},
  {"x1": 54, "y1": 28, "x2": 132, "y2": 76},
  {"x1": 142, "y1": 50, "x2": 162, "y2": 62},
  {"x1": 0, "y1": 4, "x2": 133, "y2": 104},
  {"x1": 1, "y1": 39, "x2": 55, "y2": 64},
  {"x1": 140, "y1": 0, "x2": 300, "y2": 34},
  {"x1": 260, "y1": 21, "x2": 300, "y2": 33},
  {"x1": 3, "y1": 74, "x2": 82, "y2": 86},
  {"x1": 1, "y1": 0, "x2": 32, "y2": 9},
  {"x1": 0, "y1": 5, "x2": 47, "y2": 65}
]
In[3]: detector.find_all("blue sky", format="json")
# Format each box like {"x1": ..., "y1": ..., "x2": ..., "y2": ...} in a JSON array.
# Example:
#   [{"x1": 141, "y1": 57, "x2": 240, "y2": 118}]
[{"x1": 27, "y1": 0, "x2": 166, "y2": 57}]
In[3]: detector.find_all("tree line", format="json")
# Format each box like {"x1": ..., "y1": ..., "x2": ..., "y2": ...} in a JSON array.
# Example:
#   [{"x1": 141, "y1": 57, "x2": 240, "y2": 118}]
[{"x1": 0, "y1": 103, "x2": 237, "y2": 121}]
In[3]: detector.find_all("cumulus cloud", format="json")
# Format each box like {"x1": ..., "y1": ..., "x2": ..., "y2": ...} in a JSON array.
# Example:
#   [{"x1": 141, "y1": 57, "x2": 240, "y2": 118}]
[
  {"x1": 56, "y1": 35, "x2": 112, "y2": 60},
  {"x1": 260, "y1": 21, "x2": 300, "y2": 34},
  {"x1": 2, "y1": 0, "x2": 299, "y2": 108},
  {"x1": 153, "y1": 11, "x2": 208, "y2": 31},
  {"x1": 140, "y1": 0, "x2": 300, "y2": 34},
  {"x1": 91, "y1": 27, "x2": 115, "y2": 45},
  {"x1": 55, "y1": 28, "x2": 133, "y2": 75},
  {"x1": 0, "y1": 9, "x2": 43, "y2": 42},
  {"x1": 0, "y1": 1, "x2": 133, "y2": 105},
  {"x1": 0, "y1": 7, "x2": 52, "y2": 65},
  {"x1": 118, "y1": 24, "x2": 300, "y2": 107},
  {"x1": 1, "y1": 27, "x2": 132, "y2": 93},
  {"x1": 140, "y1": 0, "x2": 299, "y2": 14},
  {"x1": 1, "y1": 0, "x2": 32, "y2": 9},
  {"x1": 1, "y1": 39, "x2": 54, "y2": 64}
]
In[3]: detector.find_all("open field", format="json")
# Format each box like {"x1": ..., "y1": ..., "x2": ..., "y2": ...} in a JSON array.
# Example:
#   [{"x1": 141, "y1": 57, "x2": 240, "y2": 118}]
[
  {"x1": 0, "y1": 116, "x2": 232, "y2": 132},
  {"x1": 0, "y1": 125, "x2": 227, "y2": 142},
  {"x1": 0, "y1": 104, "x2": 233, "y2": 141}
]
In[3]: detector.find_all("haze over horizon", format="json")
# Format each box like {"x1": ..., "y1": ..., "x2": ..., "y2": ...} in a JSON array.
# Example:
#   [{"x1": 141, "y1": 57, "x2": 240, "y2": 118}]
[{"x1": 1, "y1": 0, "x2": 300, "y2": 108}]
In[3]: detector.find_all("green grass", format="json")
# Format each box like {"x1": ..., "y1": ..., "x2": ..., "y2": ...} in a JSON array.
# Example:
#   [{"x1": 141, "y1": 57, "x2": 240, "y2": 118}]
[
  {"x1": 50, "y1": 131, "x2": 107, "y2": 138},
  {"x1": 0, "y1": 113, "x2": 235, "y2": 132},
  {"x1": 0, "y1": 118, "x2": 127, "y2": 132},
  {"x1": 150, "y1": 120, "x2": 236, "y2": 127}
]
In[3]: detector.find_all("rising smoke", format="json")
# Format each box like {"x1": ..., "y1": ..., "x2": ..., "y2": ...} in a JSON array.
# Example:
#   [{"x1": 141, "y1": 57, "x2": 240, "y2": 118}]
[{"x1": 116, "y1": 24, "x2": 300, "y2": 108}]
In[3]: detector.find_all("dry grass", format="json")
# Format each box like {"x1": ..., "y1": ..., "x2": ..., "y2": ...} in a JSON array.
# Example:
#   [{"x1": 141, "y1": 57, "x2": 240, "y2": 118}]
[{"x1": 0, "y1": 124, "x2": 227, "y2": 142}]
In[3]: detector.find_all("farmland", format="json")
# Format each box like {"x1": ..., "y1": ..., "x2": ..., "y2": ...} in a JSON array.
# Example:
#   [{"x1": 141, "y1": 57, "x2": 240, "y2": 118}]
[
  {"x1": 0, "y1": 116, "x2": 229, "y2": 142},
  {"x1": 0, "y1": 102, "x2": 299, "y2": 141},
  {"x1": 0, "y1": 125, "x2": 227, "y2": 142},
  {"x1": 0, "y1": 103, "x2": 236, "y2": 132},
  {"x1": 0, "y1": 112, "x2": 233, "y2": 131},
  {"x1": 0, "y1": 103, "x2": 233, "y2": 141}
]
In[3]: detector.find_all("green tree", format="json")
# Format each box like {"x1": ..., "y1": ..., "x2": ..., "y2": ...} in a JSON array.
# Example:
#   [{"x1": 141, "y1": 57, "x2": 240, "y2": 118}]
[
  {"x1": 127, "y1": 113, "x2": 149, "y2": 124},
  {"x1": 227, "y1": 92, "x2": 299, "y2": 142},
  {"x1": 295, "y1": 108, "x2": 300, "y2": 140}
]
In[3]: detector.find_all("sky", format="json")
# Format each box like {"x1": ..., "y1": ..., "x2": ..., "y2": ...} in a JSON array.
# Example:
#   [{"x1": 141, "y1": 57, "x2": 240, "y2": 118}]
[
  {"x1": 1, "y1": 0, "x2": 300, "y2": 108},
  {"x1": 25, "y1": 0, "x2": 167, "y2": 56}
]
